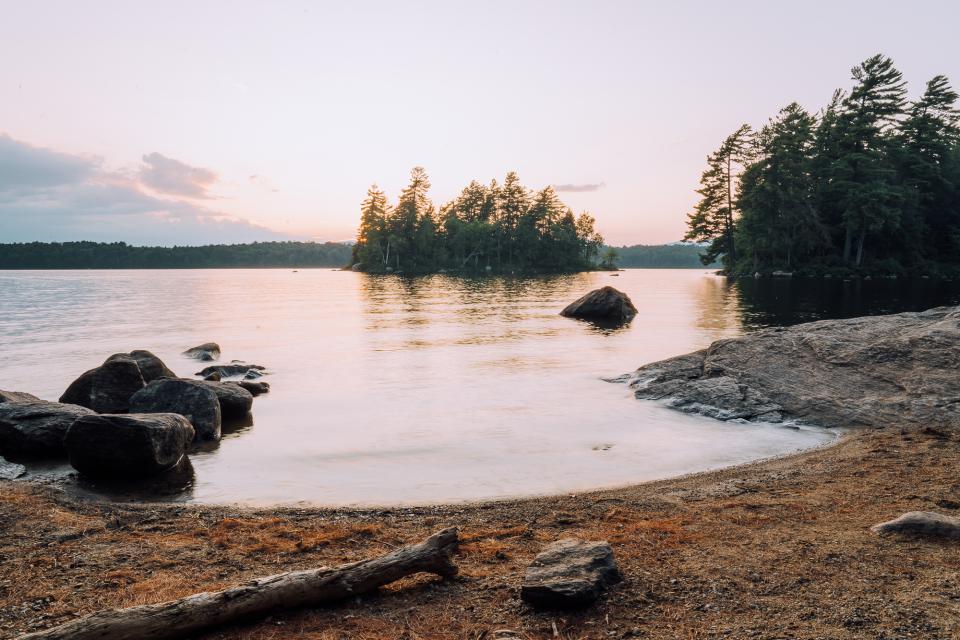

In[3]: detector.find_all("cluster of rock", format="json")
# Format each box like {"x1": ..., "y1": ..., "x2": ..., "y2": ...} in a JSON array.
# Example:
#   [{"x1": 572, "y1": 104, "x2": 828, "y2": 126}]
[
  {"x1": 0, "y1": 343, "x2": 270, "y2": 480},
  {"x1": 622, "y1": 306, "x2": 960, "y2": 429}
]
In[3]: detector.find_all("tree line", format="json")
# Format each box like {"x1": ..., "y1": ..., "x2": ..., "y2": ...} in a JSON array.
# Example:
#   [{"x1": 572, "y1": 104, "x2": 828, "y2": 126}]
[
  {"x1": 351, "y1": 167, "x2": 604, "y2": 273},
  {"x1": 0, "y1": 241, "x2": 353, "y2": 269},
  {"x1": 686, "y1": 54, "x2": 960, "y2": 277},
  {"x1": 611, "y1": 243, "x2": 717, "y2": 268}
]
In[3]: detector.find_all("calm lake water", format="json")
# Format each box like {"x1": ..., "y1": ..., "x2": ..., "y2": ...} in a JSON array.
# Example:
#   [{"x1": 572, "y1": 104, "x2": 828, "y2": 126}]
[{"x1": 1, "y1": 269, "x2": 958, "y2": 506}]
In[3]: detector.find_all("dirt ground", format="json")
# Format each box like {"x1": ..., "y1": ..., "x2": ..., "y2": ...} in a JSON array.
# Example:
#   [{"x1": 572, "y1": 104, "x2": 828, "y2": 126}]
[{"x1": 2, "y1": 426, "x2": 960, "y2": 640}]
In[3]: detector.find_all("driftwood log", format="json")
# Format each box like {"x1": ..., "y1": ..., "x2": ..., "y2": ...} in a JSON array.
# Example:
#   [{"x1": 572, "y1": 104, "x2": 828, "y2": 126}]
[{"x1": 20, "y1": 527, "x2": 459, "y2": 640}]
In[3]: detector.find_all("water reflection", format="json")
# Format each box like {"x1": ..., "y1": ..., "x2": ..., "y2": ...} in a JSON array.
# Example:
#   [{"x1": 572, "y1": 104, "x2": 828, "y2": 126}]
[{"x1": 2, "y1": 269, "x2": 959, "y2": 506}]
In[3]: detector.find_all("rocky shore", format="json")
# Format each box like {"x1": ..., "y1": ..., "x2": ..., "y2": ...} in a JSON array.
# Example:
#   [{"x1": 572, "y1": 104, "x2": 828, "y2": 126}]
[{"x1": 2, "y1": 307, "x2": 960, "y2": 638}]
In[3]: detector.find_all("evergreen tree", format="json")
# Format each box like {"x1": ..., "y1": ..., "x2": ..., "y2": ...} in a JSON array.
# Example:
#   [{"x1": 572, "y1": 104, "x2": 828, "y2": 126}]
[
  {"x1": 353, "y1": 184, "x2": 391, "y2": 268},
  {"x1": 685, "y1": 124, "x2": 753, "y2": 267}
]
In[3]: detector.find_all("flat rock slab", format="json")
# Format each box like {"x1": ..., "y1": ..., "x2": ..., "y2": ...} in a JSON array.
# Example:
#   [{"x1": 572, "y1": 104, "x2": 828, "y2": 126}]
[
  {"x1": 65, "y1": 413, "x2": 195, "y2": 478},
  {"x1": 0, "y1": 401, "x2": 96, "y2": 457},
  {"x1": 626, "y1": 306, "x2": 960, "y2": 429},
  {"x1": 196, "y1": 363, "x2": 267, "y2": 380},
  {"x1": 129, "y1": 379, "x2": 222, "y2": 441},
  {"x1": 521, "y1": 539, "x2": 620, "y2": 609},
  {"x1": 871, "y1": 511, "x2": 960, "y2": 539},
  {"x1": 561, "y1": 286, "x2": 637, "y2": 325}
]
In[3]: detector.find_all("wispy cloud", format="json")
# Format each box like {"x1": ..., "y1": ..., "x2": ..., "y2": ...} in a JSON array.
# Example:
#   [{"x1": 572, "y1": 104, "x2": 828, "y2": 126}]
[
  {"x1": 553, "y1": 181, "x2": 606, "y2": 193},
  {"x1": 139, "y1": 152, "x2": 218, "y2": 199},
  {"x1": 0, "y1": 135, "x2": 287, "y2": 245}
]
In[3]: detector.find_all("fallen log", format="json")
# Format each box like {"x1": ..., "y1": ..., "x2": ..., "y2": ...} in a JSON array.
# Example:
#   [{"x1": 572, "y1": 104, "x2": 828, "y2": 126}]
[{"x1": 20, "y1": 527, "x2": 459, "y2": 640}]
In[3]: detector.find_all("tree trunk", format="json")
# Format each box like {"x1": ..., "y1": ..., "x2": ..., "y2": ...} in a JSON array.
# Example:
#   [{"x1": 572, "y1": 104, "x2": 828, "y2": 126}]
[
  {"x1": 21, "y1": 528, "x2": 459, "y2": 640},
  {"x1": 855, "y1": 228, "x2": 866, "y2": 267},
  {"x1": 843, "y1": 226, "x2": 853, "y2": 263}
]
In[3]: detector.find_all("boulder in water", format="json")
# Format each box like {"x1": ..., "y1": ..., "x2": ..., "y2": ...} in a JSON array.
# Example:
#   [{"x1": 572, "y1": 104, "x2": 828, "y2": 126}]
[
  {"x1": 0, "y1": 401, "x2": 95, "y2": 457},
  {"x1": 59, "y1": 354, "x2": 146, "y2": 413},
  {"x1": 196, "y1": 363, "x2": 267, "y2": 379},
  {"x1": 193, "y1": 381, "x2": 254, "y2": 419},
  {"x1": 521, "y1": 539, "x2": 620, "y2": 608},
  {"x1": 183, "y1": 342, "x2": 221, "y2": 361},
  {"x1": 129, "y1": 379, "x2": 222, "y2": 441},
  {"x1": 65, "y1": 413, "x2": 194, "y2": 478},
  {"x1": 560, "y1": 287, "x2": 637, "y2": 324},
  {"x1": 237, "y1": 380, "x2": 270, "y2": 396},
  {"x1": 0, "y1": 390, "x2": 43, "y2": 404},
  {"x1": 129, "y1": 350, "x2": 176, "y2": 382}
]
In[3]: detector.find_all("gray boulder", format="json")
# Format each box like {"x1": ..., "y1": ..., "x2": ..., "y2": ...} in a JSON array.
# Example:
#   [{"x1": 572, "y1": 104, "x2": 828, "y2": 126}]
[
  {"x1": 129, "y1": 379, "x2": 222, "y2": 441},
  {"x1": 183, "y1": 342, "x2": 221, "y2": 361},
  {"x1": 625, "y1": 306, "x2": 960, "y2": 429},
  {"x1": 521, "y1": 539, "x2": 620, "y2": 608},
  {"x1": 194, "y1": 381, "x2": 254, "y2": 419},
  {"x1": 871, "y1": 511, "x2": 960, "y2": 539},
  {"x1": 129, "y1": 350, "x2": 176, "y2": 382},
  {"x1": 0, "y1": 401, "x2": 95, "y2": 457},
  {"x1": 196, "y1": 363, "x2": 267, "y2": 379},
  {"x1": 561, "y1": 286, "x2": 637, "y2": 324},
  {"x1": 60, "y1": 353, "x2": 148, "y2": 413},
  {"x1": 0, "y1": 390, "x2": 43, "y2": 404},
  {"x1": 65, "y1": 413, "x2": 195, "y2": 478},
  {"x1": 237, "y1": 380, "x2": 270, "y2": 396}
]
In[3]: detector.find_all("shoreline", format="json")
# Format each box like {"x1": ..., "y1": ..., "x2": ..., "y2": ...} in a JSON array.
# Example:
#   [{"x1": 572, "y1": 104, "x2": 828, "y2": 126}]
[{"x1": 4, "y1": 424, "x2": 958, "y2": 638}]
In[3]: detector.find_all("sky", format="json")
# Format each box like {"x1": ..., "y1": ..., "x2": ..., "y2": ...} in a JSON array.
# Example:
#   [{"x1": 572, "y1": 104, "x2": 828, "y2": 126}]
[{"x1": 1, "y1": 0, "x2": 959, "y2": 247}]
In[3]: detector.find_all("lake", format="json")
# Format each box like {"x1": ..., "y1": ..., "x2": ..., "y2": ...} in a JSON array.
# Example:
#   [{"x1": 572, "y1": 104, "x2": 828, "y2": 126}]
[{"x1": 1, "y1": 269, "x2": 958, "y2": 506}]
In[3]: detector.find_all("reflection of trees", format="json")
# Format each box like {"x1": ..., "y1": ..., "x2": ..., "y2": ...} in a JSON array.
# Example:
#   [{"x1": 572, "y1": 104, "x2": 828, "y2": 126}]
[{"x1": 691, "y1": 275, "x2": 744, "y2": 339}]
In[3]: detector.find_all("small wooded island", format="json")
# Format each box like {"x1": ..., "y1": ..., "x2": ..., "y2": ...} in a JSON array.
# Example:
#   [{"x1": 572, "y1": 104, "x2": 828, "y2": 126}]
[{"x1": 350, "y1": 168, "x2": 609, "y2": 274}]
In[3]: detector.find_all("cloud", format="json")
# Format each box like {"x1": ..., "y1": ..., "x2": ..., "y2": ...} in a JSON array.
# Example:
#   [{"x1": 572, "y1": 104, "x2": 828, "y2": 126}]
[
  {"x1": 248, "y1": 174, "x2": 280, "y2": 192},
  {"x1": 139, "y1": 152, "x2": 218, "y2": 198},
  {"x1": 0, "y1": 135, "x2": 288, "y2": 245},
  {"x1": 552, "y1": 182, "x2": 606, "y2": 193}
]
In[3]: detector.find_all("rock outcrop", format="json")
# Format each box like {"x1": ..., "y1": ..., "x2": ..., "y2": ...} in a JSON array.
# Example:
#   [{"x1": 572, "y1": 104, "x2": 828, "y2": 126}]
[
  {"x1": 65, "y1": 413, "x2": 195, "y2": 478},
  {"x1": 0, "y1": 402, "x2": 95, "y2": 457},
  {"x1": 0, "y1": 455, "x2": 26, "y2": 480},
  {"x1": 561, "y1": 286, "x2": 637, "y2": 325},
  {"x1": 624, "y1": 306, "x2": 960, "y2": 429},
  {"x1": 183, "y1": 342, "x2": 221, "y2": 361},
  {"x1": 129, "y1": 379, "x2": 222, "y2": 441},
  {"x1": 520, "y1": 539, "x2": 620, "y2": 608},
  {"x1": 871, "y1": 511, "x2": 960, "y2": 539}
]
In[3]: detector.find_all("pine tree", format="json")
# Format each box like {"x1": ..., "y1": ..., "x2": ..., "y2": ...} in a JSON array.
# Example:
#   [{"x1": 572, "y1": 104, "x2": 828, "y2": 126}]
[
  {"x1": 685, "y1": 124, "x2": 753, "y2": 268},
  {"x1": 834, "y1": 54, "x2": 908, "y2": 266},
  {"x1": 353, "y1": 184, "x2": 391, "y2": 268}
]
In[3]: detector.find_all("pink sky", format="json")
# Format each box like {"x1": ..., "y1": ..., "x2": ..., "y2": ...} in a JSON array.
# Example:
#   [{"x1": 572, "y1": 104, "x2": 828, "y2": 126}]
[{"x1": 1, "y1": 0, "x2": 958, "y2": 245}]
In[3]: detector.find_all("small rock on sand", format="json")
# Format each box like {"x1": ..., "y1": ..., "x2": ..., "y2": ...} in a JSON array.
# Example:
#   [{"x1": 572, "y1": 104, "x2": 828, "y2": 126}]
[
  {"x1": 871, "y1": 511, "x2": 960, "y2": 539},
  {"x1": 521, "y1": 538, "x2": 620, "y2": 608}
]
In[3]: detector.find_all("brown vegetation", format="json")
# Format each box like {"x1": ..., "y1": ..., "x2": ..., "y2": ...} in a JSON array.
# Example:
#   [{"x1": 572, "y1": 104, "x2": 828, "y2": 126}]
[{"x1": 2, "y1": 426, "x2": 959, "y2": 639}]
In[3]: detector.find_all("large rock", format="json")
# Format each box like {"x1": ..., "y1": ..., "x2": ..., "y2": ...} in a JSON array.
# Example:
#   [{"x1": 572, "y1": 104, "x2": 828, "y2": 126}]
[
  {"x1": 0, "y1": 390, "x2": 43, "y2": 404},
  {"x1": 196, "y1": 363, "x2": 267, "y2": 379},
  {"x1": 520, "y1": 539, "x2": 620, "y2": 608},
  {"x1": 60, "y1": 354, "x2": 146, "y2": 413},
  {"x1": 871, "y1": 511, "x2": 960, "y2": 539},
  {"x1": 625, "y1": 306, "x2": 960, "y2": 429},
  {"x1": 183, "y1": 342, "x2": 221, "y2": 361},
  {"x1": 194, "y1": 381, "x2": 254, "y2": 419},
  {"x1": 129, "y1": 350, "x2": 176, "y2": 382},
  {"x1": 129, "y1": 379, "x2": 222, "y2": 441},
  {"x1": 0, "y1": 402, "x2": 95, "y2": 457},
  {"x1": 65, "y1": 413, "x2": 194, "y2": 478},
  {"x1": 561, "y1": 286, "x2": 637, "y2": 324},
  {"x1": 237, "y1": 380, "x2": 270, "y2": 396}
]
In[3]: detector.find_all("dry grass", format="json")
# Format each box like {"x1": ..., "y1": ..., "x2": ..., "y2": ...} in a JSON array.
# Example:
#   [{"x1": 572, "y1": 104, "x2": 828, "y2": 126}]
[{"x1": 3, "y1": 427, "x2": 960, "y2": 639}]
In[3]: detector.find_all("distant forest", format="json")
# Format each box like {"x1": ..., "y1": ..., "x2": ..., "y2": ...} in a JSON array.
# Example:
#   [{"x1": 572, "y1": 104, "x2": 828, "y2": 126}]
[
  {"x1": 0, "y1": 240, "x2": 706, "y2": 270},
  {"x1": 611, "y1": 243, "x2": 716, "y2": 268},
  {"x1": 351, "y1": 168, "x2": 604, "y2": 273},
  {"x1": 0, "y1": 241, "x2": 353, "y2": 269},
  {"x1": 687, "y1": 54, "x2": 960, "y2": 277}
]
